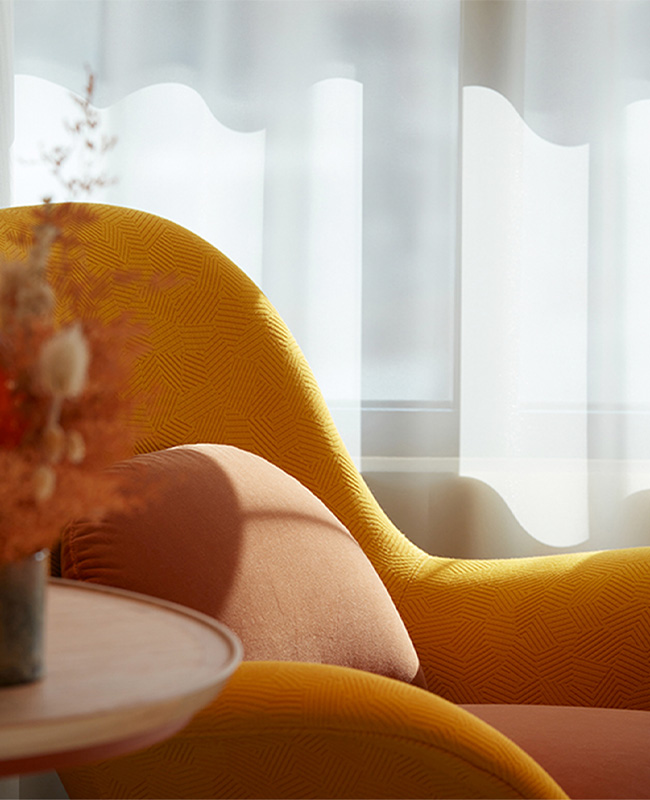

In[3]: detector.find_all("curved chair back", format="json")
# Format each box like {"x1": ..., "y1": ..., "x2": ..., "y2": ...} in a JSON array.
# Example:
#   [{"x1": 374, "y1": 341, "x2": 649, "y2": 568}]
[{"x1": 0, "y1": 203, "x2": 428, "y2": 608}]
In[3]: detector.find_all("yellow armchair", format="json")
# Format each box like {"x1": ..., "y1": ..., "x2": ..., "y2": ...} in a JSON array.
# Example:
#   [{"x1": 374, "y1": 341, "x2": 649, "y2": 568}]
[{"x1": 1, "y1": 203, "x2": 649, "y2": 799}]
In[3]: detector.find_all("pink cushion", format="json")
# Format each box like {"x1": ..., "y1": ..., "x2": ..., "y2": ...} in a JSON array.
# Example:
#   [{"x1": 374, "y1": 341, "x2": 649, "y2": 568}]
[
  {"x1": 60, "y1": 444, "x2": 426, "y2": 688},
  {"x1": 463, "y1": 704, "x2": 650, "y2": 799}
]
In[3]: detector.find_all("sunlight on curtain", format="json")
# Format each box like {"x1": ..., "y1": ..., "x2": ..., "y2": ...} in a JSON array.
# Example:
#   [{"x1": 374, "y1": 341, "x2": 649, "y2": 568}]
[
  {"x1": 11, "y1": 77, "x2": 266, "y2": 282},
  {"x1": 624, "y1": 101, "x2": 650, "y2": 415},
  {"x1": 461, "y1": 85, "x2": 590, "y2": 547},
  {"x1": 107, "y1": 83, "x2": 266, "y2": 285},
  {"x1": 619, "y1": 99, "x2": 650, "y2": 502},
  {"x1": 304, "y1": 79, "x2": 362, "y2": 458},
  {"x1": 458, "y1": 75, "x2": 650, "y2": 551}
]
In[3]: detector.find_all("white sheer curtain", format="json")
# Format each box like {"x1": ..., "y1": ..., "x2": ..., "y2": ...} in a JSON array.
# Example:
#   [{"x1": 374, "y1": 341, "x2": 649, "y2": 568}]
[
  {"x1": 5, "y1": 0, "x2": 650, "y2": 558},
  {"x1": 460, "y1": 0, "x2": 650, "y2": 554},
  {"x1": 0, "y1": 0, "x2": 12, "y2": 208}
]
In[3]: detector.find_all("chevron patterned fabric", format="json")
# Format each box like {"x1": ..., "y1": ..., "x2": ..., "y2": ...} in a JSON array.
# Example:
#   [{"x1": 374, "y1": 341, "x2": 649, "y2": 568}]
[
  {"x1": 56, "y1": 662, "x2": 568, "y2": 800},
  {"x1": 408, "y1": 546, "x2": 650, "y2": 709},
  {"x1": 2, "y1": 203, "x2": 649, "y2": 798}
]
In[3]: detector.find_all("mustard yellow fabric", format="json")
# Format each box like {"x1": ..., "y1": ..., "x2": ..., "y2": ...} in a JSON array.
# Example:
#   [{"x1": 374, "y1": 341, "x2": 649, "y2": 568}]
[
  {"x1": 408, "y1": 547, "x2": 650, "y2": 708},
  {"x1": 1, "y1": 203, "x2": 648, "y2": 798},
  {"x1": 58, "y1": 662, "x2": 566, "y2": 800}
]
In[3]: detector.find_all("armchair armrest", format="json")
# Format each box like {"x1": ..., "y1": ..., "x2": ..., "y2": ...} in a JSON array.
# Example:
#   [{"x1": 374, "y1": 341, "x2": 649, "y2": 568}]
[
  {"x1": 59, "y1": 661, "x2": 567, "y2": 799},
  {"x1": 401, "y1": 547, "x2": 650, "y2": 709}
]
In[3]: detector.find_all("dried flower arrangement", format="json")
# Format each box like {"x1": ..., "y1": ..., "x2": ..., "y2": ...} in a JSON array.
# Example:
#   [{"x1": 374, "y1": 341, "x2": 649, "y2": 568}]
[{"x1": 0, "y1": 71, "x2": 143, "y2": 562}]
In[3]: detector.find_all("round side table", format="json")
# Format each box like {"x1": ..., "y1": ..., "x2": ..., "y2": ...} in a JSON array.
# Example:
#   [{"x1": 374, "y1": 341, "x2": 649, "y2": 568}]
[{"x1": 0, "y1": 579, "x2": 242, "y2": 777}]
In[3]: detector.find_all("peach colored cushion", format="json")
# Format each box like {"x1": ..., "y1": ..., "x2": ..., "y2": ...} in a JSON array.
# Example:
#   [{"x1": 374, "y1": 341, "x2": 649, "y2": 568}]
[
  {"x1": 60, "y1": 444, "x2": 426, "y2": 688},
  {"x1": 463, "y1": 704, "x2": 650, "y2": 799}
]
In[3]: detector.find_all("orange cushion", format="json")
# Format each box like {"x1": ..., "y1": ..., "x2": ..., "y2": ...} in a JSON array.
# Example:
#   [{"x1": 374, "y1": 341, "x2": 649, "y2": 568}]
[
  {"x1": 463, "y1": 704, "x2": 650, "y2": 799},
  {"x1": 60, "y1": 444, "x2": 426, "y2": 688}
]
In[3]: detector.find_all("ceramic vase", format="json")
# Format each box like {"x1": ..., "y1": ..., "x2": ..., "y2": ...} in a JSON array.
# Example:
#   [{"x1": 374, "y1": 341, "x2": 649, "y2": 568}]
[{"x1": 0, "y1": 549, "x2": 48, "y2": 686}]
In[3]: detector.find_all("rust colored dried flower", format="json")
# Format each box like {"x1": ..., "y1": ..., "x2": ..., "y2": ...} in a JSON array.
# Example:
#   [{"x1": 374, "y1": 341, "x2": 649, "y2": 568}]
[
  {"x1": 0, "y1": 218, "x2": 144, "y2": 561},
  {"x1": 0, "y1": 69, "x2": 146, "y2": 563}
]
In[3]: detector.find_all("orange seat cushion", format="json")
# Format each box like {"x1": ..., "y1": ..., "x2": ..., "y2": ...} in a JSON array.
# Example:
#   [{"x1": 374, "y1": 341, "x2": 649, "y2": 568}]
[
  {"x1": 464, "y1": 704, "x2": 650, "y2": 799},
  {"x1": 59, "y1": 443, "x2": 426, "y2": 688}
]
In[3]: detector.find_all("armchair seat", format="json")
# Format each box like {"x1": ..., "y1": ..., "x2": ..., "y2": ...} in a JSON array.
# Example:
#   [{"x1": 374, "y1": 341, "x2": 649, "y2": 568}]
[
  {"x1": 2, "y1": 203, "x2": 649, "y2": 799},
  {"x1": 464, "y1": 704, "x2": 650, "y2": 800}
]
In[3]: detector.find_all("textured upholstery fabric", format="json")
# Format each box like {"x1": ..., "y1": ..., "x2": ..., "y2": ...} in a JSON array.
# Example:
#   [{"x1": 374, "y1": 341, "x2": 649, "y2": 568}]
[
  {"x1": 1, "y1": 204, "x2": 649, "y2": 798},
  {"x1": 57, "y1": 662, "x2": 567, "y2": 800},
  {"x1": 406, "y1": 547, "x2": 650, "y2": 708},
  {"x1": 464, "y1": 704, "x2": 650, "y2": 800},
  {"x1": 60, "y1": 443, "x2": 426, "y2": 688}
]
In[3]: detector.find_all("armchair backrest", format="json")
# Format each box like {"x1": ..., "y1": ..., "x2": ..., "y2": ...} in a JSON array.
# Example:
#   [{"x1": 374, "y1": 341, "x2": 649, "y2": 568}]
[{"x1": 0, "y1": 203, "x2": 428, "y2": 607}]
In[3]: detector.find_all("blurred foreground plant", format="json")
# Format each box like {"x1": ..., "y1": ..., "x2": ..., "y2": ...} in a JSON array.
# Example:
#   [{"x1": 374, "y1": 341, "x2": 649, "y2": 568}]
[{"x1": 0, "y1": 70, "x2": 145, "y2": 561}]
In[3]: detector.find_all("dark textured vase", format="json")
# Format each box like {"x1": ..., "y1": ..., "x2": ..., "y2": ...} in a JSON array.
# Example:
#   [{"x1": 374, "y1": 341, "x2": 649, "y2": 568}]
[{"x1": 0, "y1": 549, "x2": 48, "y2": 686}]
